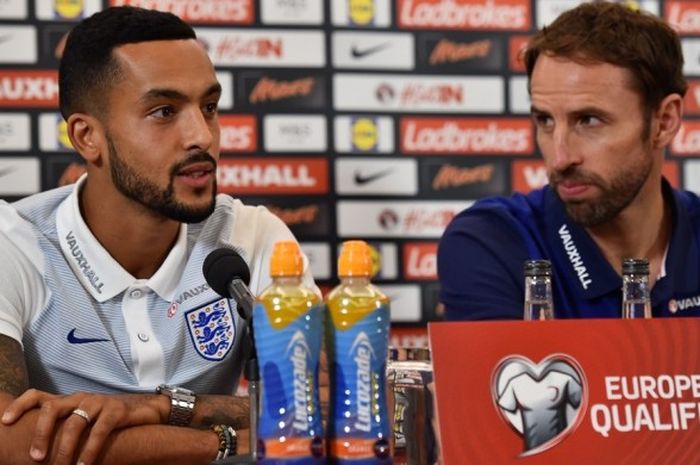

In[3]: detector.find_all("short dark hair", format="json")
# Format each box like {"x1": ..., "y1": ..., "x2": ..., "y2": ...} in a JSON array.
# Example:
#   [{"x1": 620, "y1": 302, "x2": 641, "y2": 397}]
[
  {"x1": 59, "y1": 6, "x2": 196, "y2": 120},
  {"x1": 524, "y1": 1, "x2": 687, "y2": 115}
]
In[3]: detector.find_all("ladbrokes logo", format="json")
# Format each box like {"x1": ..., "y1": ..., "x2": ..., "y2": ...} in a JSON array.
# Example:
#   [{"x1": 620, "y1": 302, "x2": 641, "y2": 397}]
[
  {"x1": 401, "y1": 117, "x2": 532, "y2": 154},
  {"x1": 219, "y1": 115, "x2": 256, "y2": 152},
  {"x1": 110, "y1": 0, "x2": 254, "y2": 24},
  {"x1": 492, "y1": 354, "x2": 587, "y2": 456},
  {"x1": 429, "y1": 38, "x2": 492, "y2": 65},
  {"x1": 403, "y1": 242, "x2": 437, "y2": 280},
  {"x1": 671, "y1": 121, "x2": 700, "y2": 155},
  {"x1": 666, "y1": 1, "x2": 700, "y2": 35},
  {"x1": 217, "y1": 158, "x2": 328, "y2": 194},
  {"x1": 398, "y1": 0, "x2": 531, "y2": 30},
  {"x1": 0, "y1": 71, "x2": 59, "y2": 107}
]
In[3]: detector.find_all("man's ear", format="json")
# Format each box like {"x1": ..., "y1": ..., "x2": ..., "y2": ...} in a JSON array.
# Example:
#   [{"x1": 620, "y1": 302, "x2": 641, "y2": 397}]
[
  {"x1": 65, "y1": 113, "x2": 105, "y2": 164},
  {"x1": 651, "y1": 93, "x2": 683, "y2": 149}
]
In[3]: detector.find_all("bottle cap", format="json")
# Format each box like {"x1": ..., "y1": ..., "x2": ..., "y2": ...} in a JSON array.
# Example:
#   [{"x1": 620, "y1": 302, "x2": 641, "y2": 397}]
[
  {"x1": 269, "y1": 241, "x2": 303, "y2": 277},
  {"x1": 338, "y1": 240, "x2": 372, "y2": 277},
  {"x1": 523, "y1": 259, "x2": 552, "y2": 277},
  {"x1": 622, "y1": 257, "x2": 649, "y2": 275}
]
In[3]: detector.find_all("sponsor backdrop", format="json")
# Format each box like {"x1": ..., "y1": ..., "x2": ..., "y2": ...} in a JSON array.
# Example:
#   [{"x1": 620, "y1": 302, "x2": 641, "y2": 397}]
[{"x1": 1, "y1": 0, "x2": 699, "y2": 343}]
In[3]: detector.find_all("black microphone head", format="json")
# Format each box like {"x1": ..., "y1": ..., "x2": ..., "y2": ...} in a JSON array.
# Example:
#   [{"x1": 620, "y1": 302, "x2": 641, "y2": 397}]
[{"x1": 203, "y1": 248, "x2": 251, "y2": 298}]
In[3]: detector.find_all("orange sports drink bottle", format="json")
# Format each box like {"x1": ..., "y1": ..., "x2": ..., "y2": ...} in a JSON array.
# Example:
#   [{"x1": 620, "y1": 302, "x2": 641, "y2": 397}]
[
  {"x1": 253, "y1": 241, "x2": 325, "y2": 464},
  {"x1": 326, "y1": 240, "x2": 392, "y2": 465}
]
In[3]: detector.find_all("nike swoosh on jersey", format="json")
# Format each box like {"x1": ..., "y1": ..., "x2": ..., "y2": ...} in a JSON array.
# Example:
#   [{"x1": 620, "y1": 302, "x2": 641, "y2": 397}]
[
  {"x1": 67, "y1": 328, "x2": 110, "y2": 344},
  {"x1": 353, "y1": 168, "x2": 394, "y2": 185},
  {"x1": 351, "y1": 42, "x2": 391, "y2": 59}
]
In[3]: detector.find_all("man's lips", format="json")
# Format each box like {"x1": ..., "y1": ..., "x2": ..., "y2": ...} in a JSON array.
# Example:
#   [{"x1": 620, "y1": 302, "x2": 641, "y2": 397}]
[
  {"x1": 176, "y1": 162, "x2": 215, "y2": 187},
  {"x1": 556, "y1": 180, "x2": 593, "y2": 199},
  {"x1": 177, "y1": 161, "x2": 215, "y2": 177}
]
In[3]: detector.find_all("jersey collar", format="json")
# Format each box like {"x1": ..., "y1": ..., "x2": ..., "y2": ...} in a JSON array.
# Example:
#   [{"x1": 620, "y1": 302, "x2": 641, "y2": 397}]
[
  {"x1": 56, "y1": 175, "x2": 188, "y2": 303},
  {"x1": 544, "y1": 179, "x2": 693, "y2": 302}
]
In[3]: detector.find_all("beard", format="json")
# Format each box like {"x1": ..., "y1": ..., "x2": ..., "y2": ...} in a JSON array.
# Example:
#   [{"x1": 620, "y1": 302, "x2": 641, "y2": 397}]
[
  {"x1": 107, "y1": 135, "x2": 217, "y2": 224},
  {"x1": 550, "y1": 155, "x2": 653, "y2": 228}
]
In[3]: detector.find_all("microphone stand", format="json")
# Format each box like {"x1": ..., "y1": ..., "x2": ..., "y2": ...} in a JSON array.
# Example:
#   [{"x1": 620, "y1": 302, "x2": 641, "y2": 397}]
[{"x1": 213, "y1": 315, "x2": 259, "y2": 464}]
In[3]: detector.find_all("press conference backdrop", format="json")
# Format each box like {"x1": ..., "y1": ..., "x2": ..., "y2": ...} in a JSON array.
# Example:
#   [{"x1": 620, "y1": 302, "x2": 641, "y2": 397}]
[{"x1": 1, "y1": 0, "x2": 700, "y2": 345}]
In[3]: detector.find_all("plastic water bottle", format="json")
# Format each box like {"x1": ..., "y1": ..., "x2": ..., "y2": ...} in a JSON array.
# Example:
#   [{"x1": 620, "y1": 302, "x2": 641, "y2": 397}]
[
  {"x1": 523, "y1": 259, "x2": 554, "y2": 320},
  {"x1": 326, "y1": 240, "x2": 392, "y2": 465},
  {"x1": 621, "y1": 257, "x2": 651, "y2": 319},
  {"x1": 253, "y1": 241, "x2": 325, "y2": 464}
]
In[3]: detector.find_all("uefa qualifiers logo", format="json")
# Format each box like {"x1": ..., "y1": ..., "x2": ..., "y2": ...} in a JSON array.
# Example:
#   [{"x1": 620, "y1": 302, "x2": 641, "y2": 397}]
[{"x1": 491, "y1": 353, "x2": 588, "y2": 457}]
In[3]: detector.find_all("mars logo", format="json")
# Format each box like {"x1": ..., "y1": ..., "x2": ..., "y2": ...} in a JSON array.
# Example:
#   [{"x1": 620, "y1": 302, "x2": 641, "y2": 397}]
[{"x1": 491, "y1": 354, "x2": 586, "y2": 457}]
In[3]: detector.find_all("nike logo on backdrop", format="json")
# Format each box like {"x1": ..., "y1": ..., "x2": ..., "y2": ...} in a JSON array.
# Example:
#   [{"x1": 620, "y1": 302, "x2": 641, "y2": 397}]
[
  {"x1": 67, "y1": 328, "x2": 109, "y2": 344},
  {"x1": 351, "y1": 42, "x2": 391, "y2": 59},
  {"x1": 354, "y1": 168, "x2": 394, "y2": 185}
]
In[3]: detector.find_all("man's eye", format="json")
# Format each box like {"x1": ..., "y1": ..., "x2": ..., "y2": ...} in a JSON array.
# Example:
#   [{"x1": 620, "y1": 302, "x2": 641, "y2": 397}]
[
  {"x1": 580, "y1": 115, "x2": 602, "y2": 126},
  {"x1": 152, "y1": 107, "x2": 174, "y2": 118},
  {"x1": 204, "y1": 102, "x2": 218, "y2": 114},
  {"x1": 534, "y1": 115, "x2": 553, "y2": 127}
]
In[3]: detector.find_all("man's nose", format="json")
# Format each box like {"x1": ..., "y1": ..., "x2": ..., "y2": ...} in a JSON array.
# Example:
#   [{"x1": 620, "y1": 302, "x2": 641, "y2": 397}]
[
  {"x1": 550, "y1": 127, "x2": 581, "y2": 172},
  {"x1": 182, "y1": 108, "x2": 214, "y2": 152}
]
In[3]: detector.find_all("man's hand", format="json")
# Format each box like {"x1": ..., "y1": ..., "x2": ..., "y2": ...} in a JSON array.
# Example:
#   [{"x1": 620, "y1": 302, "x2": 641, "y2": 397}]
[{"x1": 2, "y1": 389, "x2": 166, "y2": 465}]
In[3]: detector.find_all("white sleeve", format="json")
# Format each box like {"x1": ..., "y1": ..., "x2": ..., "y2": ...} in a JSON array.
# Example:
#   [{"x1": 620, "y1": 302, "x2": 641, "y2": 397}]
[
  {"x1": 0, "y1": 204, "x2": 47, "y2": 345},
  {"x1": 229, "y1": 201, "x2": 320, "y2": 297}
]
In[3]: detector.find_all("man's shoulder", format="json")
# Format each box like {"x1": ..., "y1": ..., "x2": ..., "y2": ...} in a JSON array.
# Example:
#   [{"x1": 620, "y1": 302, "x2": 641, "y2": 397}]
[
  {"x1": 209, "y1": 194, "x2": 280, "y2": 225},
  {"x1": 8, "y1": 185, "x2": 72, "y2": 229},
  {"x1": 450, "y1": 187, "x2": 548, "y2": 231}
]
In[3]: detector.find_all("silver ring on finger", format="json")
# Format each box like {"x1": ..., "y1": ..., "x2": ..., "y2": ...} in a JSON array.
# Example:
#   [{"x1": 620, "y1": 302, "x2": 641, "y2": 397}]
[{"x1": 71, "y1": 408, "x2": 91, "y2": 424}]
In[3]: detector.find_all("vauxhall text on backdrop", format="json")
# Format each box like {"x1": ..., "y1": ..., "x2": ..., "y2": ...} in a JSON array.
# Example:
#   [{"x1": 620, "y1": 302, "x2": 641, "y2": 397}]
[{"x1": 1, "y1": 0, "x2": 700, "y2": 338}]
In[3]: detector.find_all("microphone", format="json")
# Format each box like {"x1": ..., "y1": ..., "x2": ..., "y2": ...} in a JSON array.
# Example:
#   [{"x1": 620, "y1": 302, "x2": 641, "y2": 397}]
[
  {"x1": 203, "y1": 248, "x2": 261, "y2": 464},
  {"x1": 203, "y1": 248, "x2": 255, "y2": 321}
]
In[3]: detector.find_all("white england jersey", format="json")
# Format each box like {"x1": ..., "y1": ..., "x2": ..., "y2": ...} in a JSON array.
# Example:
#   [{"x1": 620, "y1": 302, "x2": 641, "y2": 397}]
[{"x1": 0, "y1": 176, "x2": 313, "y2": 395}]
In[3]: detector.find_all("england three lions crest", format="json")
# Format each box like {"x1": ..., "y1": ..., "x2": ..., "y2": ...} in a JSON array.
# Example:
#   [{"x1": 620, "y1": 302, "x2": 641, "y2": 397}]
[{"x1": 186, "y1": 298, "x2": 236, "y2": 361}]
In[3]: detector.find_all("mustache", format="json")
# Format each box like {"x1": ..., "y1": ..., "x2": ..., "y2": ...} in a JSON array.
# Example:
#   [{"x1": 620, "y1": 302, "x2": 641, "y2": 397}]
[
  {"x1": 170, "y1": 152, "x2": 217, "y2": 176},
  {"x1": 549, "y1": 167, "x2": 604, "y2": 187}
]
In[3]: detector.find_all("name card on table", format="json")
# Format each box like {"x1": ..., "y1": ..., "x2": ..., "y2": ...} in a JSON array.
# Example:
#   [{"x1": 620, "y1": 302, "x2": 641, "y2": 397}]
[{"x1": 429, "y1": 318, "x2": 700, "y2": 464}]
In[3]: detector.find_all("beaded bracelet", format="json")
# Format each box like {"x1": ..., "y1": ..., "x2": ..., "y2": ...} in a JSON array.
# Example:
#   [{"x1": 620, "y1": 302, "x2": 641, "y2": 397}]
[{"x1": 211, "y1": 424, "x2": 237, "y2": 460}]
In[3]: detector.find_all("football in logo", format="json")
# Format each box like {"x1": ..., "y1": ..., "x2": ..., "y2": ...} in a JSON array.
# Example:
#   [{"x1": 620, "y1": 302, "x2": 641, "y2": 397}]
[
  {"x1": 491, "y1": 354, "x2": 587, "y2": 457},
  {"x1": 378, "y1": 209, "x2": 398, "y2": 230},
  {"x1": 375, "y1": 83, "x2": 395, "y2": 103}
]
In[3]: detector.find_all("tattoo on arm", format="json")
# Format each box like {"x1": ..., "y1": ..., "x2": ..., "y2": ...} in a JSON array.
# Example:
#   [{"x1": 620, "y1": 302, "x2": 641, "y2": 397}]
[
  {"x1": 0, "y1": 335, "x2": 28, "y2": 397},
  {"x1": 198, "y1": 396, "x2": 250, "y2": 429}
]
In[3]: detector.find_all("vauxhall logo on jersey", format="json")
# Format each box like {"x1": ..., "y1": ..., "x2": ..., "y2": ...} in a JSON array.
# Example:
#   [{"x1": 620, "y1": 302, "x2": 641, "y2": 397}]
[
  {"x1": 668, "y1": 293, "x2": 700, "y2": 314},
  {"x1": 491, "y1": 354, "x2": 586, "y2": 456},
  {"x1": 558, "y1": 224, "x2": 592, "y2": 290}
]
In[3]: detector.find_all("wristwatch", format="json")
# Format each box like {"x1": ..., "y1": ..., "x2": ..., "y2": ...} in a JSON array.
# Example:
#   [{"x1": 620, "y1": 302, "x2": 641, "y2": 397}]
[{"x1": 156, "y1": 384, "x2": 196, "y2": 426}]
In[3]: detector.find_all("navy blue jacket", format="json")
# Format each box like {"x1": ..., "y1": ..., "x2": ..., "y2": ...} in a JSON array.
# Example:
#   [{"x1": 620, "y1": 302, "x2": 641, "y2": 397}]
[{"x1": 438, "y1": 181, "x2": 700, "y2": 320}]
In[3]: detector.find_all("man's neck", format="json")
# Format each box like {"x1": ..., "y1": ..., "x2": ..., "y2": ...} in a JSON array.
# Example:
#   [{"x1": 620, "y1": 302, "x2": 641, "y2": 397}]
[
  {"x1": 585, "y1": 181, "x2": 671, "y2": 287},
  {"x1": 79, "y1": 179, "x2": 181, "y2": 279}
]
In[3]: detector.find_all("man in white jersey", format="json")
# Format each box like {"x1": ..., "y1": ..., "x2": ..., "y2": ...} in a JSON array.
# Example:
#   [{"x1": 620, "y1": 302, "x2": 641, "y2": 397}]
[{"x1": 0, "y1": 6, "x2": 315, "y2": 465}]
